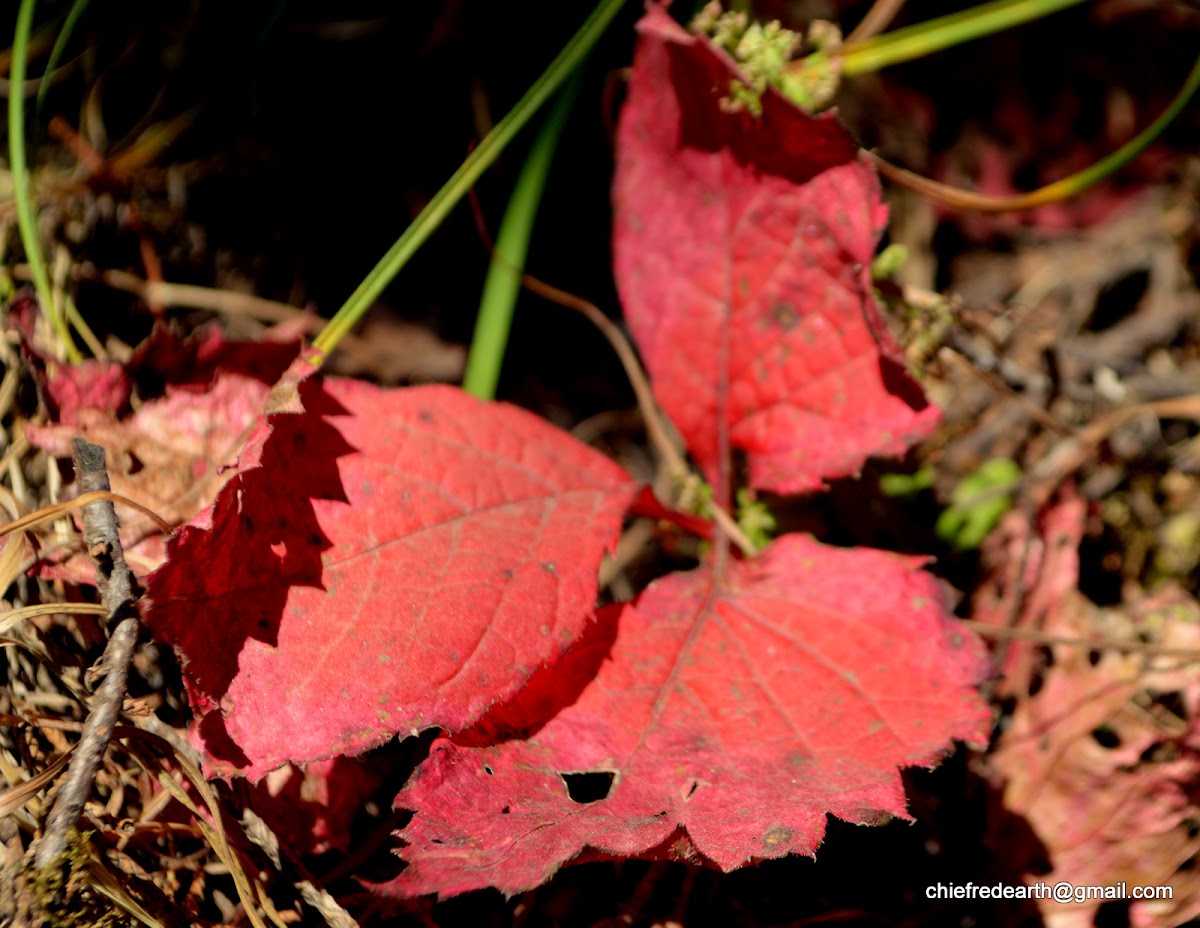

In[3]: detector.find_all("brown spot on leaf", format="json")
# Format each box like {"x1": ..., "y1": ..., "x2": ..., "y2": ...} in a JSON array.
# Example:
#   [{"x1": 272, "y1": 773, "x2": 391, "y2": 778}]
[{"x1": 772, "y1": 302, "x2": 800, "y2": 331}]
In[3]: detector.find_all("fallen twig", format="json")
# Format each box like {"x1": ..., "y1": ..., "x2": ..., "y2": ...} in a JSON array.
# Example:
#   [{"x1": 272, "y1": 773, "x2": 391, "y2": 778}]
[{"x1": 33, "y1": 439, "x2": 142, "y2": 870}]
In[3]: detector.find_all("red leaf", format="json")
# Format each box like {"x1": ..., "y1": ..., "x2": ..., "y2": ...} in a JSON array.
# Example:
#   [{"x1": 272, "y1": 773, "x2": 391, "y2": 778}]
[
  {"x1": 143, "y1": 361, "x2": 637, "y2": 780},
  {"x1": 387, "y1": 534, "x2": 991, "y2": 897},
  {"x1": 7, "y1": 292, "x2": 132, "y2": 424},
  {"x1": 613, "y1": 8, "x2": 939, "y2": 494},
  {"x1": 42, "y1": 361, "x2": 132, "y2": 426}
]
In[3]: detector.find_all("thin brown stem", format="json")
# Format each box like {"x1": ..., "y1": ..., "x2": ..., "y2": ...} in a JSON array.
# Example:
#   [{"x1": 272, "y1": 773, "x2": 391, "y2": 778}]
[
  {"x1": 843, "y1": 0, "x2": 907, "y2": 45},
  {"x1": 516, "y1": 274, "x2": 758, "y2": 557},
  {"x1": 871, "y1": 153, "x2": 1073, "y2": 213}
]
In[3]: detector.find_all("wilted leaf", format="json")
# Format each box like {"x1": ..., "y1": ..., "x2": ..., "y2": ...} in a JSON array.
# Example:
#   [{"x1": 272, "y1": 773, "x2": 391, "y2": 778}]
[
  {"x1": 25, "y1": 325, "x2": 302, "y2": 579},
  {"x1": 144, "y1": 361, "x2": 637, "y2": 780},
  {"x1": 389, "y1": 533, "x2": 991, "y2": 897},
  {"x1": 613, "y1": 7, "x2": 938, "y2": 494},
  {"x1": 983, "y1": 496, "x2": 1200, "y2": 928}
]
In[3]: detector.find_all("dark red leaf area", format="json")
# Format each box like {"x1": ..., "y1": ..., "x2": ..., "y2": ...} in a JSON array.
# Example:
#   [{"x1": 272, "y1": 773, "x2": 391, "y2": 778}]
[
  {"x1": 244, "y1": 757, "x2": 382, "y2": 855},
  {"x1": 613, "y1": 8, "x2": 939, "y2": 494},
  {"x1": 662, "y1": 17, "x2": 858, "y2": 184},
  {"x1": 143, "y1": 365, "x2": 637, "y2": 780},
  {"x1": 128, "y1": 322, "x2": 302, "y2": 392},
  {"x1": 389, "y1": 535, "x2": 992, "y2": 898}
]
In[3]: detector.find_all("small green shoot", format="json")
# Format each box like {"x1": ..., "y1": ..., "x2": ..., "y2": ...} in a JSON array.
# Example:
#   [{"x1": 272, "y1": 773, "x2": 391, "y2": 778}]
[
  {"x1": 777, "y1": 20, "x2": 841, "y2": 113},
  {"x1": 871, "y1": 243, "x2": 908, "y2": 281},
  {"x1": 879, "y1": 465, "x2": 934, "y2": 498},
  {"x1": 677, "y1": 472, "x2": 715, "y2": 519},
  {"x1": 736, "y1": 487, "x2": 775, "y2": 549},
  {"x1": 936, "y1": 458, "x2": 1022, "y2": 550},
  {"x1": 36, "y1": 0, "x2": 90, "y2": 112}
]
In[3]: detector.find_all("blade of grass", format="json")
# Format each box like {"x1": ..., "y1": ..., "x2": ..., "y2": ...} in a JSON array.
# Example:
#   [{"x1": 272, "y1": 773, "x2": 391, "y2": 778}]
[
  {"x1": 462, "y1": 72, "x2": 581, "y2": 400},
  {"x1": 311, "y1": 0, "x2": 628, "y2": 361},
  {"x1": 837, "y1": 0, "x2": 1089, "y2": 77},
  {"x1": 35, "y1": 0, "x2": 89, "y2": 112},
  {"x1": 10, "y1": 0, "x2": 79, "y2": 361}
]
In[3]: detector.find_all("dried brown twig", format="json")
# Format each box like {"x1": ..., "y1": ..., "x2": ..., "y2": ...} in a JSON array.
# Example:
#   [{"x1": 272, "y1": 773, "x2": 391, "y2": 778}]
[{"x1": 33, "y1": 440, "x2": 142, "y2": 870}]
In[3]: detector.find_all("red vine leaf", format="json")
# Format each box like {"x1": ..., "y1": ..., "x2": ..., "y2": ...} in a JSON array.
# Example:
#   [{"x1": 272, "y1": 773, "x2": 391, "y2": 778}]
[
  {"x1": 387, "y1": 534, "x2": 991, "y2": 897},
  {"x1": 143, "y1": 361, "x2": 637, "y2": 780},
  {"x1": 613, "y1": 7, "x2": 939, "y2": 493}
]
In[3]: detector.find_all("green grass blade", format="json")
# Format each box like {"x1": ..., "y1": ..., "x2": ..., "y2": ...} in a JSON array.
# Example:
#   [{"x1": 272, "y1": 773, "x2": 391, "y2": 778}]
[
  {"x1": 462, "y1": 73, "x2": 581, "y2": 400},
  {"x1": 312, "y1": 0, "x2": 628, "y2": 362},
  {"x1": 10, "y1": 0, "x2": 78, "y2": 361},
  {"x1": 841, "y1": 0, "x2": 1090, "y2": 76},
  {"x1": 36, "y1": 0, "x2": 90, "y2": 112}
]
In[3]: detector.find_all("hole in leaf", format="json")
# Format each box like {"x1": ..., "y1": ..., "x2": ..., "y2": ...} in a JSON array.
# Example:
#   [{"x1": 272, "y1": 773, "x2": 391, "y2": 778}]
[
  {"x1": 501, "y1": 805, "x2": 510, "y2": 814},
  {"x1": 1148, "y1": 689, "x2": 1189, "y2": 725},
  {"x1": 126, "y1": 452, "x2": 144, "y2": 475},
  {"x1": 1087, "y1": 648, "x2": 1102, "y2": 667},
  {"x1": 561, "y1": 771, "x2": 614, "y2": 804},
  {"x1": 483, "y1": 764, "x2": 494, "y2": 776},
  {"x1": 686, "y1": 780, "x2": 699, "y2": 799},
  {"x1": 1138, "y1": 741, "x2": 1177, "y2": 764},
  {"x1": 1091, "y1": 725, "x2": 1121, "y2": 749}
]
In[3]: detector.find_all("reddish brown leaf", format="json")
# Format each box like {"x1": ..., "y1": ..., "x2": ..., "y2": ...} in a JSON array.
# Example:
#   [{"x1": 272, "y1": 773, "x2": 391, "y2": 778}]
[
  {"x1": 23, "y1": 323, "x2": 303, "y2": 581},
  {"x1": 970, "y1": 486, "x2": 1087, "y2": 697},
  {"x1": 982, "y1": 496, "x2": 1200, "y2": 926},
  {"x1": 612, "y1": 8, "x2": 939, "y2": 494},
  {"x1": 27, "y1": 371, "x2": 276, "y2": 580},
  {"x1": 8, "y1": 293, "x2": 132, "y2": 424},
  {"x1": 42, "y1": 360, "x2": 132, "y2": 426},
  {"x1": 388, "y1": 534, "x2": 991, "y2": 897},
  {"x1": 143, "y1": 361, "x2": 637, "y2": 780}
]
